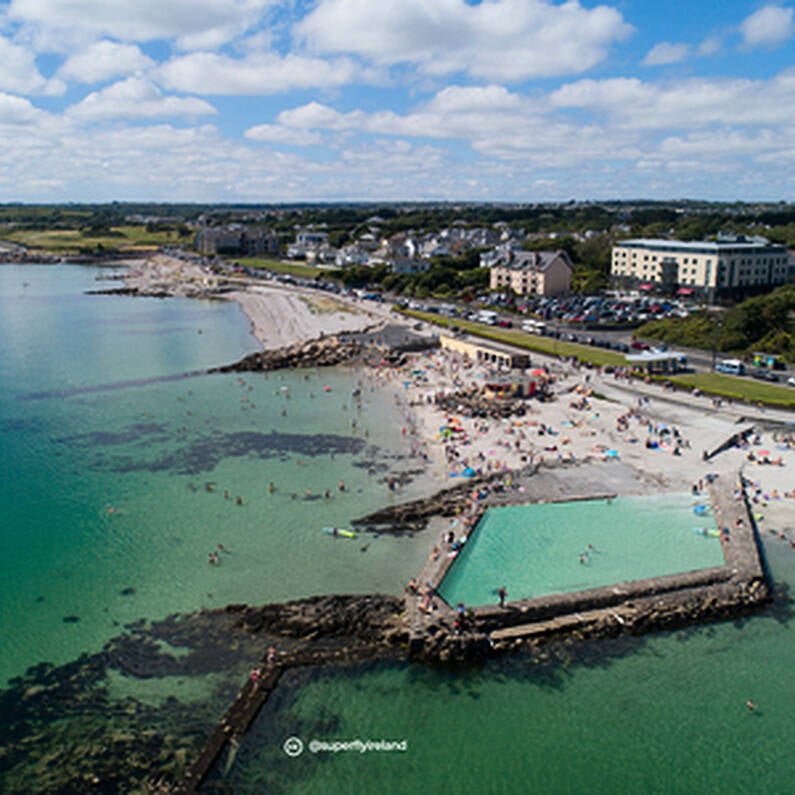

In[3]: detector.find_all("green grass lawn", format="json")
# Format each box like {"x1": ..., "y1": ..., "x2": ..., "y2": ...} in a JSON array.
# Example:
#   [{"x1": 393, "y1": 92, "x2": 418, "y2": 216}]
[
  {"x1": 235, "y1": 257, "x2": 334, "y2": 280},
  {"x1": 2, "y1": 225, "x2": 182, "y2": 252},
  {"x1": 400, "y1": 309, "x2": 627, "y2": 367},
  {"x1": 665, "y1": 372, "x2": 795, "y2": 408},
  {"x1": 400, "y1": 309, "x2": 795, "y2": 408}
]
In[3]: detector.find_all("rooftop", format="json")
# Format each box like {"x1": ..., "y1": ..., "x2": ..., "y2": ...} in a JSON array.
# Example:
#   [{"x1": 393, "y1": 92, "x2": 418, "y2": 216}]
[{"x1": 617, "y1": 237, "x2": 786, "y2": 253}]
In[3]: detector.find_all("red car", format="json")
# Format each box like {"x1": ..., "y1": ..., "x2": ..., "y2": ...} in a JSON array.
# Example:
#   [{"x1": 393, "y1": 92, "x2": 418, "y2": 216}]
[{"x1": 630, "y1": 340, "x2": 650, "y2": 350}]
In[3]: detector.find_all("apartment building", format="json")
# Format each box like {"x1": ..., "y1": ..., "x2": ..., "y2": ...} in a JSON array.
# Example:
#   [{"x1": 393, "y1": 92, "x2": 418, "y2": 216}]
[
  {"x1": 611, "y1": 235, "x2": 789, "y2": 298},
  {"x1": 489, "y1": 250, "x2": 572, "y2": 297}
]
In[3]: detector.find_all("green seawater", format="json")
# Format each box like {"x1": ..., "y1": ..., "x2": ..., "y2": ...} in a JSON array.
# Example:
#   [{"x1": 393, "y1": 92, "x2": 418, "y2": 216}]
[
  {"x1": 439, "y1": 494, "x2": 726, "y2": 606},
  {"x1": 226, "y1": 542, "x2": 795, "y2": 795},
  {"x1": 4, "y1": 264, "x2": 795, "y2": 794},
  {"x1": 0, "y1": 264, "x2": 432, "y2": 685}
]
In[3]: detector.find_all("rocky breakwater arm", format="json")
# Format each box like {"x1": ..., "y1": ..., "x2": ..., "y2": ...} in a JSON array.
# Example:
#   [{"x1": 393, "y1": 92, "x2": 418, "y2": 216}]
[
  {"x1": 210, "y1": 335, "x2": 382, "y2": 373},
  {"x1": 228, "y1": 593, "x2": 407, "y2": 648}
]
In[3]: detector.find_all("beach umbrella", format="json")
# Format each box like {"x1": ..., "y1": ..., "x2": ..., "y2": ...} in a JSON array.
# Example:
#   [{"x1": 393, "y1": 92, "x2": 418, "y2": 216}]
[{"x1": 462, "y1": 467, "x2": 476, "y2": 478}]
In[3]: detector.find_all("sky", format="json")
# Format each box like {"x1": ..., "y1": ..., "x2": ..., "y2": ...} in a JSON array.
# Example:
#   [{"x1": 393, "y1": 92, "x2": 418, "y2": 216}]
[{"x1": 0, "y1": 0, "x2": 794, "y2": 203}]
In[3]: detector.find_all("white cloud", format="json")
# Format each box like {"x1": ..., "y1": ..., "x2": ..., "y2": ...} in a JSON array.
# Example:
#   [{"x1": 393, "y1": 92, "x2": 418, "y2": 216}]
[
  {"x1": 697, "y1": 36, "x2": 722, "y2": 56},
  {"x1": 643, "y1": 42, "x2": 690, "y2": 66},
  {"x1": 659, "y1": 128, "x2": 789, "y2": 159},
  {"x1": 156, "y1": 51, "x2": 360, "y2": 94},
  {"x1": 59, "y1": 41, "x2": 154, "y2": 83},
  {"x1": 550, "y1": 72, "x2": 795, "y2": 129},
  {"x1": 66, "y1": 76, "x2": 216, "y2": 120},
  {"x1": 0, "y1": 34, "x2": 59, "y2": 94},
  {"x1": 7, "y1": 0, "x2": 275, "y2": 50},
  {"x1": 0, "y1": 91, "x2": 43, "y2": 124},
  {"x1": 275, "y1": 86, "x2": 539, "y2": 141},
  {"x1": 273, "y1": 91, "x2": 631, "y2": 170},
  {"x1": 296, "y1": 0, "x2": 633, "y2": 81},
  {"x1": 739, "y1": 4, "x2": 795, "y2": 48},
  {"x1": 424, "y1": 85, "x2": 524, "y2": 113},
  {"x1": 245, "y1": 123, "x2": 322, "y2": 145}
]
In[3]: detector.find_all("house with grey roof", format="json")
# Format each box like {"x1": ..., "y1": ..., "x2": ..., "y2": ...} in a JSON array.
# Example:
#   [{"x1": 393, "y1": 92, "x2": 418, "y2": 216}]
[
  {"x1": 194, "y1": 225, "x2": 279, "y2": 256},
  {"x1": 489, "y1": 250, "x2": 573, "y2": 297}
]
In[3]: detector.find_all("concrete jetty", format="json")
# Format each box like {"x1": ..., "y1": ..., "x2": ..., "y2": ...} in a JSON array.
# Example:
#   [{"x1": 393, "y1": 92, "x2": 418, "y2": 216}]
[
  {"x1": 405, "y1": 472, "x2": 770, "y2": 662},
  {"x1": 179, "y1": 644, "x2": 393, "y2": 794}
]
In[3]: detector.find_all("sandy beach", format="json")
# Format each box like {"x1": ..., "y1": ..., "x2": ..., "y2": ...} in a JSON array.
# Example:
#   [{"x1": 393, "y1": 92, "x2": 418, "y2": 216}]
[
  {"x1": 128, "y1": 252, "x2": 795, "y2": 548},
  {"x1": 126, "y1": 252, "x2": 391, "y2": 349},
  {"x1": 230, "y1": 285, "x2": 386, "y2": 349},
  {"x1": 371, "y1": 335, "x2": 795, "y2": 555}
]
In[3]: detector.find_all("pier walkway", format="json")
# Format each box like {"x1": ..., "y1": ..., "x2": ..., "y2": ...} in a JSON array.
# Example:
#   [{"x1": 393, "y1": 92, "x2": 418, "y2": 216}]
[{"x1": 179, "y1": 644, "x2": 391, "y2": 793}]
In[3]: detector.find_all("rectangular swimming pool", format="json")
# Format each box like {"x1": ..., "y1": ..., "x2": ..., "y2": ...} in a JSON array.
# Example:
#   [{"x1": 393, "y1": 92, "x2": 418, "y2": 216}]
[{"x1": 438, "y1": 494, "x2": 726, "y2": 608}]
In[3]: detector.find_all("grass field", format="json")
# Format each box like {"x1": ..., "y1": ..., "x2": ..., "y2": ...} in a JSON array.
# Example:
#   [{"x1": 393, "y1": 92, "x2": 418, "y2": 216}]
[
  {"x1": 665, "y1": 371, "x2": 795, "y2": 408},
  {"x1": 400, "y1": 309, "x2": 628, "y2": 367},
  {"x1": 401, "y1": 308, "x2": 795, "y2": 408},
  {"x1": 2, "y1": 226, "x2": 183, "y2": 252},
  {"x1": 235, "y1": 257, "x2": 334, "y2": 280}
]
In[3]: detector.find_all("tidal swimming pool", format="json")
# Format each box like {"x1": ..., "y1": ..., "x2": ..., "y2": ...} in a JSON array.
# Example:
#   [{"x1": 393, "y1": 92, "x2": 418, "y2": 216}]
[{"x1": 438, "y1": 493, "x2": 726, "y2": 607}]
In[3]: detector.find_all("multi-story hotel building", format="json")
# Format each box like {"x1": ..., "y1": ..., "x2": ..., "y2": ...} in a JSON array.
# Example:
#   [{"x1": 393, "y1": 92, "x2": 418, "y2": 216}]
[{"x1": 611, "y1": 235, "x2": 790, "y2": 299}]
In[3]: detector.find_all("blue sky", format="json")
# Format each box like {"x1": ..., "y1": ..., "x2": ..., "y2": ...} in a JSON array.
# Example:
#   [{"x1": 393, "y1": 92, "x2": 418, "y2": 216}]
[{"x1": 0, "y1": 0, "x2": 794, "y2": 203}]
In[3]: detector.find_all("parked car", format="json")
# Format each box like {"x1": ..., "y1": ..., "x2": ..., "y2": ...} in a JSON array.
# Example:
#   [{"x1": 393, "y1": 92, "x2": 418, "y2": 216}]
[
  {"x1": 788, "y1": 376, "x2": 795, "y2": 388},
  {"x1": 751, "y1": 369, "x2": 780, "y2": 382},
  {"x1": 715, "y1": 360, "x2": 745, "y2": 376}
]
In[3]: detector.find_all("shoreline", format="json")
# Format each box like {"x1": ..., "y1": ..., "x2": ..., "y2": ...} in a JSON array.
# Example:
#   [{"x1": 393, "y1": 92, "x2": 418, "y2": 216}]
[
  {"x1": 5, "y1": 255, "x2": 795, "y2": 794},
  {"x1": 121, "y1": 252, "x2": 795, "y2": 542},
  {"x1": 122, "y1": 252, "x2": 398, "y2": 351}
]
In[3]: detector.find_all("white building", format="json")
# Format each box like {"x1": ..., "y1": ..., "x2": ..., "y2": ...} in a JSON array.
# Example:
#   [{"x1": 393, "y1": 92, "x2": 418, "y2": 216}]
[{"x1": 611, "y1": 235, "x2": 789, "y2": 298}]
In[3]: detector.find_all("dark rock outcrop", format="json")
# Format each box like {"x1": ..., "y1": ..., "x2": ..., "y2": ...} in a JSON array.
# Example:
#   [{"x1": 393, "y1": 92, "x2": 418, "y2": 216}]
[
  {"x1": 228, "y1": 593, "x2": 406, "y2": 646},
  {"x1": 211, "y1": 336, "x2": 371, "y2": 373}
]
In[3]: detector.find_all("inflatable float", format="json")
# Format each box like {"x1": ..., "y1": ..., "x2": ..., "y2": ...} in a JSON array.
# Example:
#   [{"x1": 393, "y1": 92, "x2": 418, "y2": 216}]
[
  {"x1": 692, "y1": 527, "x2": 721, "y2": 538},
  {"x1": 323, "y1": 527, "x2": 357, "y2": 539}
]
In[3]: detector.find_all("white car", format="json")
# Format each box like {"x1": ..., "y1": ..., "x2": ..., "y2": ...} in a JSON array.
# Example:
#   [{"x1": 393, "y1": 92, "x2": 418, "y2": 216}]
[{"x1": 788, "y1": 376, "x2": 795, "y2": 388}]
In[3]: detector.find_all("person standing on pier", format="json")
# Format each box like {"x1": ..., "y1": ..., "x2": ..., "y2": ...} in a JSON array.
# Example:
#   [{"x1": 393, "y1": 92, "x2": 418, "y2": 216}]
[{"x1": 498, "y1": 586, "x2": 507, "y2": 608}]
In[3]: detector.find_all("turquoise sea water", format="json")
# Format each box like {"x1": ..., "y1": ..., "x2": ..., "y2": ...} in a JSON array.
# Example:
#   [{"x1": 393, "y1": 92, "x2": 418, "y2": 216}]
[
  {"x1": 439, "y1": 495, "x2": 726, "y2": 606},
  {"x1": 0, "y1": 264, "x2": 431, "y2": 685},
  {"x1": 224, "y1": 543, "x2": 795, "y2": 795},
  {"x1": 4, "y1": 264, "x2": 795, "y2": 794}
]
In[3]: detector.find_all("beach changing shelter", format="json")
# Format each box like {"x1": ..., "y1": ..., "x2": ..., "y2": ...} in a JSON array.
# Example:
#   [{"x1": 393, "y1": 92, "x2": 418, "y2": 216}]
[
  {"x1": 625, "y1": 350, "x2": 688, "y2": 375},
  {"x1": 439, "y1": 334, "x2": 531, "y2": 369}
]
